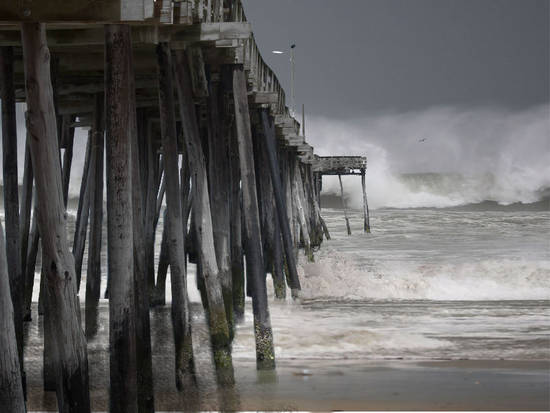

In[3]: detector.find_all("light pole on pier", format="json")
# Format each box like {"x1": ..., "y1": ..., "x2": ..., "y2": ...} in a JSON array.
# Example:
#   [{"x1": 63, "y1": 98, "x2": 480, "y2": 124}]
[{"x1": 272, "y1": 43, "x2": 297, "y2": 116}]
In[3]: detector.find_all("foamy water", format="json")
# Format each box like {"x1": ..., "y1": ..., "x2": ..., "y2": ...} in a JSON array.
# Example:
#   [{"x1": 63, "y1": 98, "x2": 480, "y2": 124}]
[
  {"x1": 228, "y1": 206, "x2": 550, "y2": 361},
  {"x1": 21, "y1": 199, "x2": 550, "y2": 362}
]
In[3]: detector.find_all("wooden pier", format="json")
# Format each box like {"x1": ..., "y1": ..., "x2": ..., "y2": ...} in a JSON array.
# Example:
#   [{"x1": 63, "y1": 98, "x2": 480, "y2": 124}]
[
  {"x1": 0, "y1": 1, "x2": 368, "y2": 412},
  {"x1": 313, "y1": 155, "x2": 371, "y2": 234}
]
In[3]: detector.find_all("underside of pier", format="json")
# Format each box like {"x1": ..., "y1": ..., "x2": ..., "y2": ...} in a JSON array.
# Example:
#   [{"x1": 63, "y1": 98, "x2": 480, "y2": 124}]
[{"x1": 0, "y1": 1, "x2": 368, "y2": 412}]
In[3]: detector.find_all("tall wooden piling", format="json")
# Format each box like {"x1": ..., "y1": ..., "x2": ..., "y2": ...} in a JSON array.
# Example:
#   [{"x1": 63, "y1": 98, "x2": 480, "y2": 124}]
[
  {"x1": 361, "y1": 169, "x2": 371, "y2": 233},
  {"x1": 61, "y1": 115, "x2": 75, "y2": 207},
  {"x1": 129, "y1": 68, "x2": 155, "y2": 413},
  {"x1": 145, "y1": 130, "x2": 161, "y2": 299},
  {"x1": 260, "y1": 110, "x2": 301, "y2": 292},
  {"x1": 73, "y1": 135, "x2": 92, "y2": 290},
  {"x1": 85, "y1": 93, "x2": 104, "y2": 339},
  {"x1": 174, "y1": 49, "x2": 234, "y2": 385},
  {"x1": 0, "y1": 222, "x2": 25, "y2": 413},
  {"x1": 20, "y1": 141, "x2": 33, "y2": 321},
  {"x1": 222, "y1": 67, "x2": 245, "y2": 323},
  {"x1": 157, "y1": 42, "x2": 195, "y2": 390},
  {"x1": 229, "y1": 135, "x2": 245, "y2": 321},
  {"x1": 338, "y1": 174, "x2": 352, "y2": 235},
  {"x1": 293, "y1": 159, "x2": 314, "y2": 261},
  {"x1": 154, "y1": 209, "x2": 169, "y2": 307},
  {"x1": 23, "y1": 193, "x2": 39, "y2": 320},
  {"x1": 233, "y1": 65, "x2": 275, "y2": 370},
  {"x1": 207, "y1": 75, "x2": 234, "y2": 339},
  {"x1": 21, "y1": 22, "x2": 90, "y2": 412},
  {"x1": 104, "y1": 23, "x2": 137, "y2": 412},
  {"x1": 0, "y1": 46, "x2": 24, "y2": 377}
]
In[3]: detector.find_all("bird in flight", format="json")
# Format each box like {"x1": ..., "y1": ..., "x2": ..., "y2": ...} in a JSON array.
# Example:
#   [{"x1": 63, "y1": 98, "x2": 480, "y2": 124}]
[{"x1": 418, "y1": 138, "x2": 427, "y2": 143}]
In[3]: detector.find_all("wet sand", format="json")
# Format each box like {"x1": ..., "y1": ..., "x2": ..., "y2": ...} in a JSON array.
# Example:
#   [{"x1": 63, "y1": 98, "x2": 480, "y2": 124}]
[{"x1": 24, "y1": 304, "x2": 549, "y2": 411}]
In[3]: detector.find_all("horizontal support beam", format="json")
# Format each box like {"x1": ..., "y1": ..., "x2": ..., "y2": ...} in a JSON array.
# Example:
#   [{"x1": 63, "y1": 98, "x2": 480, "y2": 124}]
[{"x1": 0, "y1": 23, "x2": 251, "y2": 46}]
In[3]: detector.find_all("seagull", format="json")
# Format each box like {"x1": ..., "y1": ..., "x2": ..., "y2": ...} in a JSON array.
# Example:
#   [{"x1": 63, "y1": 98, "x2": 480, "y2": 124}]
[
  {"x1": 418, "y1": 138, "x2": 427, "y2": 143},
  {"x1": 272, "y1": 50, "x2": 284, "y2": 54}
]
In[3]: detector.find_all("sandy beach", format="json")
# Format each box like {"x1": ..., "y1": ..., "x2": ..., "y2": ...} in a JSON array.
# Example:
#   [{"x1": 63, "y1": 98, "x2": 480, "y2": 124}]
[{"x1": 24, "y1": 304, "x2": 550, "y2": 412}]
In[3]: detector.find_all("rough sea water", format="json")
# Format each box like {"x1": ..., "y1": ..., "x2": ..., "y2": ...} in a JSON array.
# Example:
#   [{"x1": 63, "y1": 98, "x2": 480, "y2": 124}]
[
  {"x1": 24, "y1": 174, "x2": 550, "y2": 365},
  {"x1": 13, "y1": 174, "x2": 550, "y2": 410}
]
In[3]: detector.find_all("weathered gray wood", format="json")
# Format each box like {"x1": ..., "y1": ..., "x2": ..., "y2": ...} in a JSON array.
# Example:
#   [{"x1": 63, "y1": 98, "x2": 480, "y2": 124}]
[
  {"x1": 232, "y1": 64, "x2": 275, "y2": 370},
  {"x1": 61, "y1": 115, "x2": 75, "y2": 207},
  {"x1": 19, "y1": 140, "x2": 33, "y2": 321},
  {"x1": 157, "y1": 42, "x2": 195, "y2": 390},
  {"x1": 271, "y1": 213, "x2": 286, "y2": 299},
  {"x1": 1, "y1": 46, "x2": 23, "y2": 379},
  {"x1": 21, "y1": 21, "x2": 90, "y2": 412},
  {"x1": 129, "y1": 69, "x2": 155, "y2": 413},
  {"x1": 23, "y1": 194, "x2": 39, "y2": 321},
  {"x1": 84, "y1": 93, "x2": 104, "y2": 339},
  {"x1": 104, "y1": 23, "x2": 137, "y2": 412},
  {"x1": 0, "y1": 221, "x2": 25, "y2": 413},
  {"x1": 260, "y1": 110, "x2": 301, "y2": 291},
  {"x1": 293, "y1": 159, "x2": 313, "y2": 261},
  {"x1": 207, "y1": 77, "x2": 234, "y2": 339},
  {"x1": 338, "y1": 174, "x2": 351, "y2": 235},
  {"x1": 229, "y1": 129, "x2": 244, "y2": 322},
  {"x1": 145, "y1": 132, "x2": 160, "y2": 298},
  {"x1": 320, "y1": 214, "x2": 331, "y2": 240},
  {"x1": 73, "y1": 134, "x2": 92, "y2": 291},
  {"x1": 153, "y1": 209, "x2": 169, "y2": 307},
  {"x1": 42, "y1": 247, "x2": 57, "y2": 392},
  {"x1": 174, "y1": 49, "x2": 234, "y2": 385},
  {"x1": 361, "y1": 169, "x2": 371, "y2": 233}
]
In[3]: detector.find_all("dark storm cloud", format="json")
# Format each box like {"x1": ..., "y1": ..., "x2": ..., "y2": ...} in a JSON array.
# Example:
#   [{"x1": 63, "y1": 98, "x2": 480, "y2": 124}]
[{"x1": 242, "y1": 0, "x2": 549, "y2": 118}]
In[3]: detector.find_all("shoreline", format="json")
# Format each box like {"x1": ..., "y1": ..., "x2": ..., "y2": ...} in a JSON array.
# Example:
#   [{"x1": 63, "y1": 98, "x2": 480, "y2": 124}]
[{"x1": 26, "y1": 356, "x2": 550, "y2": 411}]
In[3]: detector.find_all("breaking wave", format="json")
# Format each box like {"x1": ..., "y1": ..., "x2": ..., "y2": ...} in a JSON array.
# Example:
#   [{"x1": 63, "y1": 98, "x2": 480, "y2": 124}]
[
  {"x1": 321, "y1": 160, "x2": 550, "y2": 211},
  {"x1": 299, "y1": 250, "x2": 550, "y2": 301},
  {"x1": 311, "y1": 104, "x2": 550, "y2": 210}
]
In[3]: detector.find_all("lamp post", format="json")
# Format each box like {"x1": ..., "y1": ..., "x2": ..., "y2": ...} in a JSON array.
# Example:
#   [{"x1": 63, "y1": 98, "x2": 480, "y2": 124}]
[
  {"x1": 290, "y1": 44, "x2": 296, "y2": 116},
  {"x1": 272, "y1": 43, "x2": 296, "y2": 116}
]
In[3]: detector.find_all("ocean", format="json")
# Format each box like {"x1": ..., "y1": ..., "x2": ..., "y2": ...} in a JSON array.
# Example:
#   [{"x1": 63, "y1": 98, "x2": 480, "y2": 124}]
[
  {"x1": 16, "y1": 172, "x2": 550, "y2": 410},
  {"x1": 25, "y1": 184, "x2": 550, "y2": 363}
]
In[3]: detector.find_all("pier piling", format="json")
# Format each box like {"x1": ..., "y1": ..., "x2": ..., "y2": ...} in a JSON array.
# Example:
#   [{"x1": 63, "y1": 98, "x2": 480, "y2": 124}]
[{"x1": 0, "y1": 1, "x2": 370, "y2": 408}]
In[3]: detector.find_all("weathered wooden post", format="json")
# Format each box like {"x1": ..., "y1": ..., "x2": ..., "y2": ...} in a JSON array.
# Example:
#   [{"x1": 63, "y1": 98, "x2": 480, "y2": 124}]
[
  {"x1": 1, "y1": 46, "x2": 24, "y2": 378},
  {"x1": 145, "y1": 132, "x2": 161, "y2": 298},
  {"x1": 293, "y1": 159, "x2": 313, "y2": 261},
  {"x1": 361, "y1": 168, "x2": 371, "y2": 233},
  {"x1": 338, "y1": 174, "x2": 352, "y2": 235},
  {"x1": 129, "y1": 68, "x2": 155, "y2": 413},
  {"x1": 221, "y1": 67, "x2": 245, "y2": 323},
  {"x1": 73, "y1": 135, "x2": 92, "y2": 290},
  {"x1": 21, "y1": 22, "x2": 90, "y2": 412},
  {"x1": 260, "y1": 110, "x2": 301, "y2": 293},
  {"x1": 207, "y1": 75, "x2": 234, "y2": 338},
  {"x1": 157, "y1": 42, "x2": 195, "y2": 390},
  {"x1": 0, "y1": 222, "x2": 25, "y2": 413},
  {"x1": 23, "y1": 193, "x2": 39, "y2": 320},
  {"x1": 61, "y1": 115, "x2": 75, "y2": 207},
  {"x1": 104, "y1": 24, "x2": 137, "y2": 412},
  {"x1": 85, "y1": 94, "x2": 104, "y2": 339},
  {"x1": 153, "y1": 209, "x2": 169, "y2": 307},
  {"x1": 174, "y1": 49, "x2": 234, "y2": 385},
  {"x1": 232, "y1": 64, "x2": 275, "y2": 370},
  {"x1": 20, "y1": 141, "x2": 33, "y2": 320},
  {"x1": 271, "y1": 215, "x2": 286, "y2": 299}
]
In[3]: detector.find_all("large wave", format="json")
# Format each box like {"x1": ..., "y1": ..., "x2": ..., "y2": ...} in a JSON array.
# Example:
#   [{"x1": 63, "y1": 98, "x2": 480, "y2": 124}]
[
  {"x1": 298, "y1": 249, "x2": 550, "y2": 301},
  {"x1": 309, "y1": 104, "x2": 550, "y2": 209}
]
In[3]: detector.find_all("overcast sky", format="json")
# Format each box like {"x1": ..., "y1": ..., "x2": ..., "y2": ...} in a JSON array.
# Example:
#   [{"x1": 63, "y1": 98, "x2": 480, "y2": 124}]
[{"x1": 242, "y1": 0, "x2": 549, "y2": 118}]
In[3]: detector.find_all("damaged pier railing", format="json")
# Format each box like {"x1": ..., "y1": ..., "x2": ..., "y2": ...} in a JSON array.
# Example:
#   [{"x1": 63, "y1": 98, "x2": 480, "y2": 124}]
[{"x1": 0, "y1": 1, "x2": 366, "y2": 412}]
